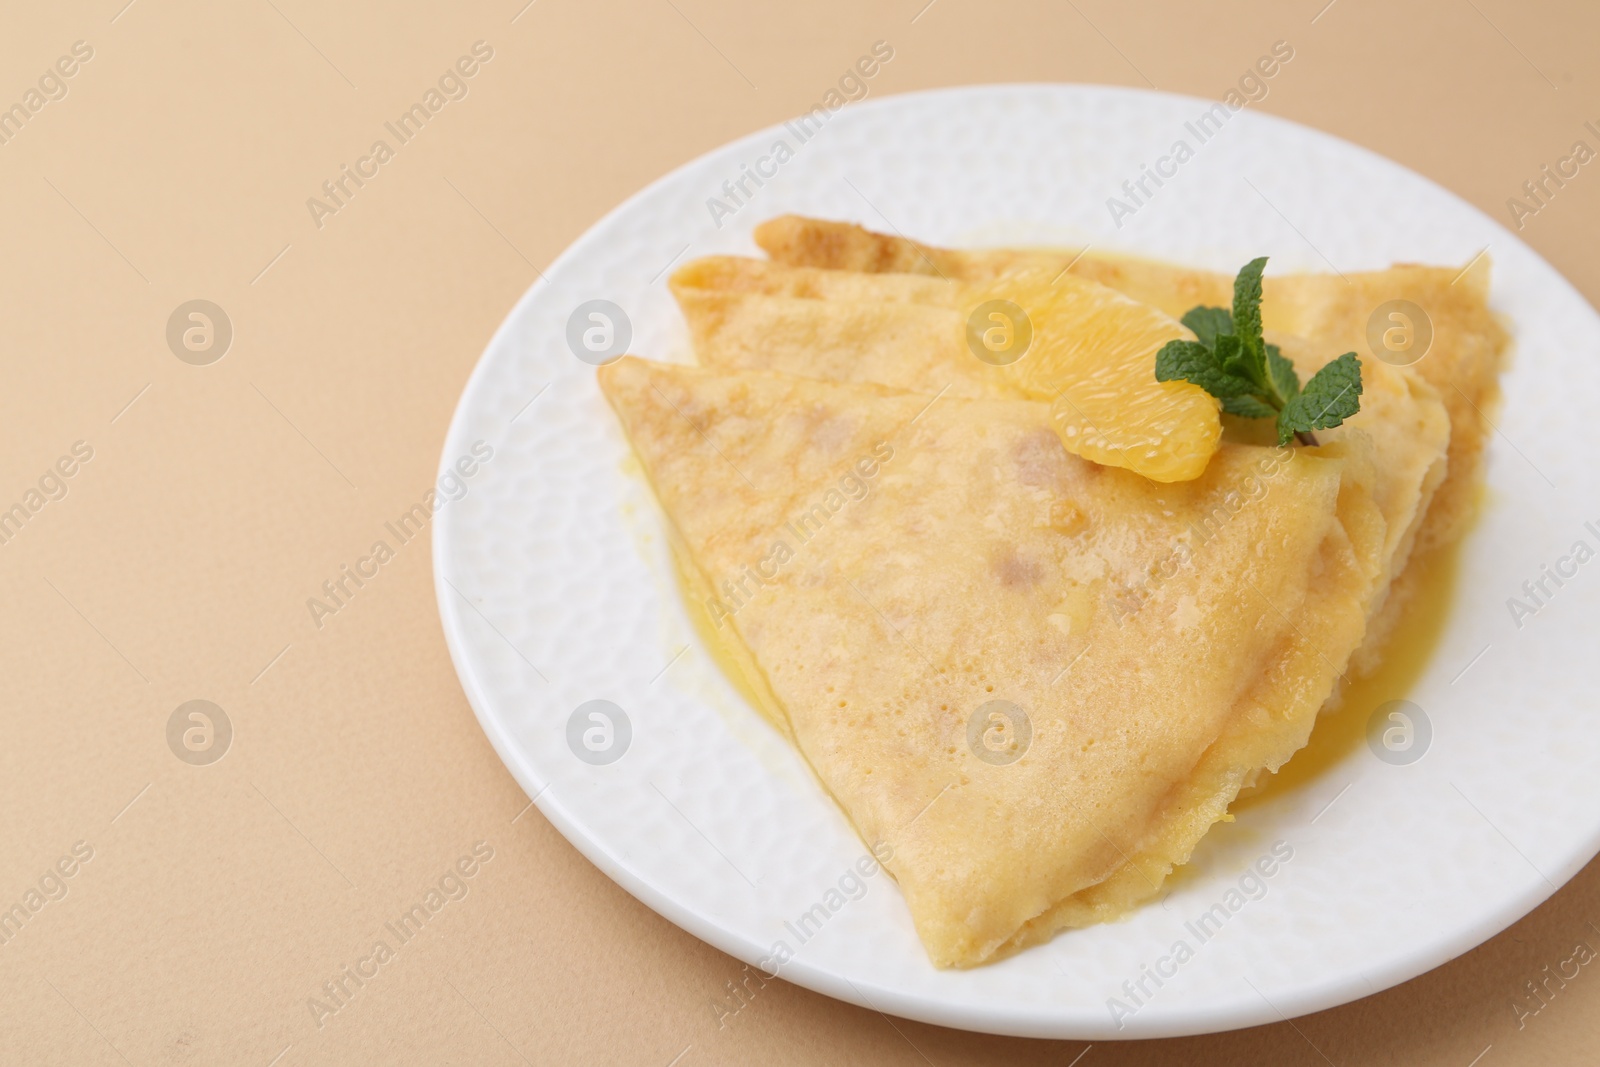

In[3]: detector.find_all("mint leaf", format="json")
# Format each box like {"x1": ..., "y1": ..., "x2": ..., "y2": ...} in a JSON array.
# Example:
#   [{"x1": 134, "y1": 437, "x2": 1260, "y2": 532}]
[
  {"x1": 1265, "y1": 344, "x2": 1299, "y2": 406},
  {"x1": 1154, "y1": 339, "x2": 1217, "y2": 384},
  {"x1": 1276, "y1": 353, "x2": 1363, "y2": 445},
  {"x1": 1150, "y1": 257, "x2": 1363, "y2": 449},
  {"x1": 1155, "y1": 340, "x2": 1256, "y2": 397},
  {"x1": 1181, "y1": 306, "x2": 1233, "y2": 349},
  {"x1": 1222, "y1": 395, "x2": 1277, "y2": 419},
  {"x1": 1232, "y1": 256, "x2": 1268, "y2": 374},
  {"x1": 1215, "y1": 334, "x2": 1254, "y2": 384}
]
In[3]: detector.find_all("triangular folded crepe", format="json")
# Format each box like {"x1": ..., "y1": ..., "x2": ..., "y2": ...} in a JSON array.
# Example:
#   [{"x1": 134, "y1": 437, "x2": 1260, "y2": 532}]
[
  {"x1": 600, "y1": 356, "x2": 1386, "y2": 966},
  {"x1": 670, "y1": 256, "x2": 1450, "y2": 675}
]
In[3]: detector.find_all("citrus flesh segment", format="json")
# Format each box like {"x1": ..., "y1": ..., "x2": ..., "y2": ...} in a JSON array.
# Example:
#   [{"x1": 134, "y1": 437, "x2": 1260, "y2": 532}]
[{"x1": 966, "y1": 267, "x2": 1223, "y2": 482}]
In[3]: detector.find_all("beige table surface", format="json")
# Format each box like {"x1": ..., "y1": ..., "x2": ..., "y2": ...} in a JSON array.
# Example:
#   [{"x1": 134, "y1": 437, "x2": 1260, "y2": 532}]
[{"x1": 3, "y1": 0, "x2": 1597, "y2": 1063}]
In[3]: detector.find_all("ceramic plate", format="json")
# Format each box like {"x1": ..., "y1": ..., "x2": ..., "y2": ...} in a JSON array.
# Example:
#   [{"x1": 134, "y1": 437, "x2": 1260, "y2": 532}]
[{"x1": 433, "y1": 84, "x2": 1600, "y2": 1039}]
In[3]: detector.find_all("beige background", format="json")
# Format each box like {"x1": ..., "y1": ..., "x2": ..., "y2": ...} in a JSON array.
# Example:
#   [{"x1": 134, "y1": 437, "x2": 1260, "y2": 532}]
[{"x1": 1, "y1": 0, "x2": 1596, "y2": 1063}]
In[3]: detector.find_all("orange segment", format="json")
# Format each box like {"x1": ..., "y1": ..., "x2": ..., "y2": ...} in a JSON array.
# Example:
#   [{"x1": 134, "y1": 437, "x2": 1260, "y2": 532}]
[{"x1": 964, "y1": 267, "x2": 1222, "y2": 482}]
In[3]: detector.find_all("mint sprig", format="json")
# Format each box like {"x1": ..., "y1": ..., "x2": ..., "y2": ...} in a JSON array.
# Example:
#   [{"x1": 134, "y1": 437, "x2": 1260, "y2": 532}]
[{"x1": 1154, "y1": 257, "x2": 1363, "y2": 446}]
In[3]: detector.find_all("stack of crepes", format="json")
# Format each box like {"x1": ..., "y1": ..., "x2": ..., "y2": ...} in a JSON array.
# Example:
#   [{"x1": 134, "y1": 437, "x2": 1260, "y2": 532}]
[{"x1": 597, "y1": 216, "x2": 1508, "y2": 968}]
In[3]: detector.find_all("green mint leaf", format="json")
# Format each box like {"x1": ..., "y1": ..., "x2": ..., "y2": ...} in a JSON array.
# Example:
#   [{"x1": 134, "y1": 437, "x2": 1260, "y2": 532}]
[
  {"x1": 1232, "y1": 256, "x2": 1267, "y2": 346},
  {"x1": 1265, "y1": 343, "x2": 1300, "y2": 406},
  {"x1": 1154, "y1": 339, "x2": 1215, "y2": 382},
  {"x1": 1216, "y1": 337, "x2": 1254, "y2": 383},
  {"x1": 1180, "y1": 306, "x2": 1233, "y2": 350},
  {"x1": 1151, "y1": 258, "x2": 1363, "y2": 450},
  {"x1": 1231, "y1": 256, "x2": 1269, "y2": 382},
  {"x1": 1221, "y1": 395, "x2": 1277, "y2": 419},
  {"x1": 1214, "y1": 334, "x2": 1256, "y2": 385},
  {"x1": 1276, "y1": 353, "x2": 1363, "y2": 445},
  {"x1": 1155, "y1": 340, "x2": 1257, "y2": 398}
]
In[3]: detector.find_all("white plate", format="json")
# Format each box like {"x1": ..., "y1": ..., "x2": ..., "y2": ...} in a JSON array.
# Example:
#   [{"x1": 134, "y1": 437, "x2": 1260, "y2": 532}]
[{"x1": 433, "y1": 84, "x2": 1600, "y2": 1039}]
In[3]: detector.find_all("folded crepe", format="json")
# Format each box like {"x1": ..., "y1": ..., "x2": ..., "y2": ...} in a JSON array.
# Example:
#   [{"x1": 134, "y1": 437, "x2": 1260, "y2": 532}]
[
  {"x1": 670, "y1": 252, "x2": 1453, "y2": 676},
  {"x1": 599, "y1": 356, "x2": 1388, "y2": 966}
]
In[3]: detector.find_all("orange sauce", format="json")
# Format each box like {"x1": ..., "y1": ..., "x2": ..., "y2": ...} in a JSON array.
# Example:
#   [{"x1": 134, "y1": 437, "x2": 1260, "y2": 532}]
[
  {"x1": 1234, "y1": 537, "x2": 1462, "y2": 810},
  {"x1": 669, "y1": 541, "x2": 794, "y2": 741}
]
